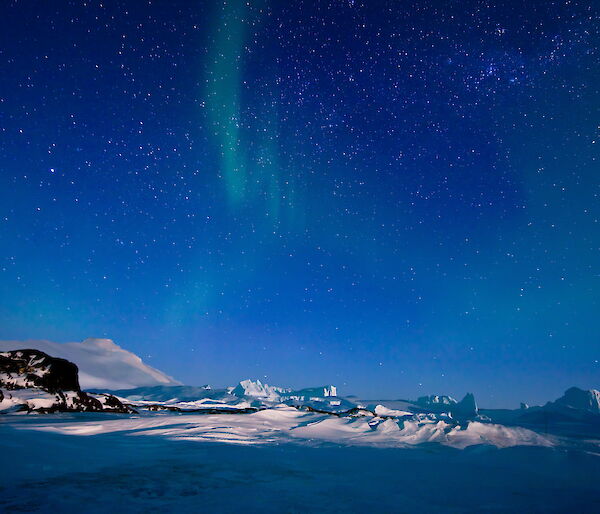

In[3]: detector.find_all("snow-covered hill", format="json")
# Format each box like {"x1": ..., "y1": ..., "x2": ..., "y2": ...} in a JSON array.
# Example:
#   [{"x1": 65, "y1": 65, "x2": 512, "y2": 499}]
[
  {"x1": 0, "y1": 338, "x2": 181, "y2": 390},
  {"x1": 0, "y1": 349, "x2": 132, "y2": 413}
]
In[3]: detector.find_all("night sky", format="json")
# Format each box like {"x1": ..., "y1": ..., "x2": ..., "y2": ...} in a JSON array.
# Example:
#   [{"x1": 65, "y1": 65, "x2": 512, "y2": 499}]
[{"x1": 1, "y1": 1, "x2": 598, "y2": 407}]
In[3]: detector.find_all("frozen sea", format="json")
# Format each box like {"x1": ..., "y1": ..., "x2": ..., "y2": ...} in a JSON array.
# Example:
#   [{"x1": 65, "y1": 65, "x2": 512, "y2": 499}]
[{"x1": 1, "y1": 411, "x2": 599, "y2": 513}]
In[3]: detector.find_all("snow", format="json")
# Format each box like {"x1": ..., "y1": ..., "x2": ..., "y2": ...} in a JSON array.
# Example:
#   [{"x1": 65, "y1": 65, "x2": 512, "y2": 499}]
[
  {"x1": 0, "y1": 389, "x2": 59, "y2": 412},
  {"x1": 0, "y1": 388, "x2": 130, "y2": 414},
  {"x1": 0, "y1": 351, "x2": 52, "y2": 389},
  {"x1": 2, "y1": 405, "x2": 597, "y2": 512},
  {"x1": 7, "y1": 404, "x2": 552, "y2": 450},
  {"x1": 446, "y1": 421, "x2": 553, "y2": 449},
  {"x1": 373, "y1": 404, "x2": 413, "y2": 417},
  {"x1": 0, "y1": 338, "x2": 181, "y2": 390},
  {"x1": 0, "y1": 415, "x2": 598, "y2": 514}
]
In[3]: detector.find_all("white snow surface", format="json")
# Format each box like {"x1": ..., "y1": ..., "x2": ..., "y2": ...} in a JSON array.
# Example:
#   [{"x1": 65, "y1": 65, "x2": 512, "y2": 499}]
[
  {"x1": 0, "y1": 389, "x2": 59, "y2": 412},
  {"x1": 7, "y1": 404, "x2": 552, "y2": 449},
  {"x1": 0, "y1": 338, "x2": 181, "y2": 390},
  {"x1": 373, "y1": 404, "x2": 413, "y2": 417}
]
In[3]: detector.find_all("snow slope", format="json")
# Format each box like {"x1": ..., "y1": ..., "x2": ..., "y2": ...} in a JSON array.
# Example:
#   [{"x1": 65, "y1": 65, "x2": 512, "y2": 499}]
[
  {"x1": 7, "y1": 405, "x2": 552, "y2": 449},
  {"x1": 0, "y1": 338, "x2": 181, "y2": 390}
]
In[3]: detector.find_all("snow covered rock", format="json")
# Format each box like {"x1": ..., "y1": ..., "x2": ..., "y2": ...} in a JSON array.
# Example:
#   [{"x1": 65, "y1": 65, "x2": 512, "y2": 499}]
[
  {"x1": 0, "y1": 338, "x2": 181, "y2": 390},
  {"x1": 0, "y1": 388, "x2": 133, "y2": 413},
  {"x1": 0, "y1": 349, "x2": 133, "y2": 413},
  {"x1": 0, "y1": 349, "x2": 80, "y2": 393},
  {"x1": 550, "y1": 387, "x2": 600, "y2": 413}
]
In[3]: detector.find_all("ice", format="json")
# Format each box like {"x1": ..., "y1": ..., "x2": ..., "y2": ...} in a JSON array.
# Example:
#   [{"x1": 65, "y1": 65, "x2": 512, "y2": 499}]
[
  {"x1": 1, "y1": 416, "x2": 598, "y2": 513},
  {"x1": 231, "y1": 378, "x2": 289, "y2": 400}
]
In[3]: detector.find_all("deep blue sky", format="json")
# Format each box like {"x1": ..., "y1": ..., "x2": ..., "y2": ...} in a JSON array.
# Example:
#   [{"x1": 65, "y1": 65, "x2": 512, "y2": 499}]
[{"x1": 1, "y1": 0, "x2": 598, "y2": 407}]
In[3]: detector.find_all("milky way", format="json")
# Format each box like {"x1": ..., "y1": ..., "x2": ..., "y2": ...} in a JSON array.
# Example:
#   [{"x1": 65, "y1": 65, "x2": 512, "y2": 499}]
[{"x1": 0, "y1": 1, "x2": 598, "y2": 406}]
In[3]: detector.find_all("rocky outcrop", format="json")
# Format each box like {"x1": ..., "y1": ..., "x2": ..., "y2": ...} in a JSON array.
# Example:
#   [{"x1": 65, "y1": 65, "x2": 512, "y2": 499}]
[
  {"x1": 0, "y1": 349, "x2": 134, "y2": 414},
  {"x1": 0, "y1": 349, "x2": 80, "y2": 393}
]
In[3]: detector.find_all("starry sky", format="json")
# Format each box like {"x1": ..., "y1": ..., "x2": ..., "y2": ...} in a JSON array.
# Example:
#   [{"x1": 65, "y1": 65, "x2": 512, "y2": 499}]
[{"x1": 1, "y1": 0, "x2": 598, "y2": 407}]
